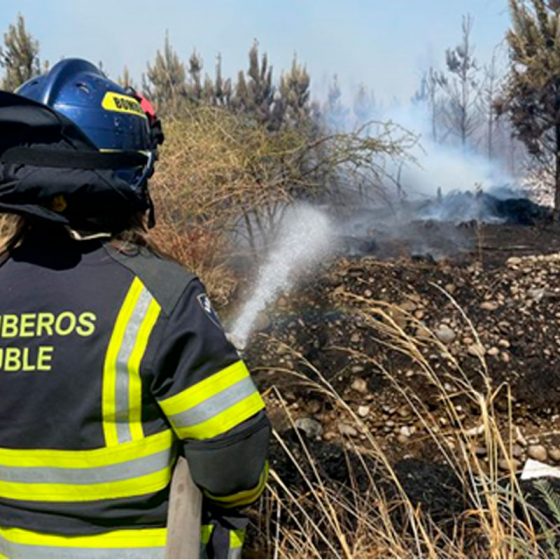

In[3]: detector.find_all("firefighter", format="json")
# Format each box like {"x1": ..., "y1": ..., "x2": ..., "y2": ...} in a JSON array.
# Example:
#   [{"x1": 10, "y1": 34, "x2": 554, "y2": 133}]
[{"x1": 0, "y1": 58, "x2": 270, "y2": 558}]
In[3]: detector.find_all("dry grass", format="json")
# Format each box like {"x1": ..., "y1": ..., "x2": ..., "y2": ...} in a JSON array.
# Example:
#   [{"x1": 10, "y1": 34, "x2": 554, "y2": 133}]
[{"x1": 250, "y1": 290, "x2": 558, "y2": 559}]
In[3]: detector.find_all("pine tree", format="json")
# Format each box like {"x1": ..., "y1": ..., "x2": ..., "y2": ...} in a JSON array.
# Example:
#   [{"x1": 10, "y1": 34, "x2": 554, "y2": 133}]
[
  {"x1": 232, "y1": 41, "x2": 276, "y2": 127},
  {"x1": 440, "y1": 15, "x2": 481, "y2": 147},
  {"x1": 213, "y1": 54, "x2": 232, "y2": 107},
  {"x1": 413, "y1": 67, "x2": 444, "y2": 142},
  {"x1": 353, "y1": 83, "x2": 375, "y2": 125},
  {"x1": 118, "y1": 65, "x2": 135, "y2": 90},
  {"x1": 323, "y1": 75, "x2": 349, "y2": 130},
  {"x1": 499, "y1": 0, "x2": 560, "y2": 214},
  {"x1": 0, "y1": 14, "x2": 41, "y2": 91},
  {"x1": 278, "y1": 56, "x2": 311, "y2": 129},
  {"x1": 143, "y1": 32, "x2": 186, "y2": 111},
  {"x1": 248, "y1": 42, "x2": 273, "y2": 119},
  {"x1": 187, "y1": 50, "x2": 203, "y2": 100},
  {"x1": 233, "y1": 70, "x2": 249, "y2": 112}
]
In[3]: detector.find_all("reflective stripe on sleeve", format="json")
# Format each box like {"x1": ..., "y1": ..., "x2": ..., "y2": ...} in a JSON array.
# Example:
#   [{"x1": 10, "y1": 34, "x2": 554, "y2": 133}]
[
  {"x1": 0, "y1": 526, "x2": 166, "y2": 559},
  {"x1": 200, "y1": 524, "x2": 213, "y2": 545},
  {"x1": 200, "y1": 524, "x2": 213, "y2": 559},
  {"x1": 204, "y1": 461, "x2": 269, "y2": 508},
  {"x1": 102, "y1": 277, "x2": 161, "y2": 447},
  {"x1": 158, "y1": 361, "x2": 265, "y2": 440},
  {"x1": 228, "y1": 529, "x2": 245, "y2": 559},
  {"x1": 0, "y1": 430, "x2": 175, "y2": 502}
]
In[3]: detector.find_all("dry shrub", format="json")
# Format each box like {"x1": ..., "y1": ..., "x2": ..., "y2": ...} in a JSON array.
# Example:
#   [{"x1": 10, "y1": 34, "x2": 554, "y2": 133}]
[
  {"x1": 150, "y1": 220, "x2": 235, "y2": 307},
  {"x1": 150, "y1": 106, "x2": 318, "y2": 301},
  {"x1": 150, "y1": 106, "x2": 414, "y2": 303},
  {"x1": 152, "y1": 106, "x2": 313, "y2": 247},
  {"x1": 0, "y1": 213, "x2": 25, "y2": 252},
  {"x1": 250, "y1": 288, "x2": 558, "y2": 559}
]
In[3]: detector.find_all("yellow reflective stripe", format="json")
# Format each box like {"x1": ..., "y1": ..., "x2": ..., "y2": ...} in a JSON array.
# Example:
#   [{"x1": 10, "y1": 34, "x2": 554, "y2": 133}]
[
  {"x1": 159, "y1": 361, "x2": 250, "y2": 416},
  {"x1": 0, "y1": 526, "x2": 166, "y2": 547},
  {"x1": 103, "y1": 277, "x2": 144, "y2": 447},
  {"x1": 128, "y1": 298, "x2": 161, "y2": 441},
  {"x1": 206, "y1": 461, "x2": 269, "y2": 508},
  {"x1": 200, "y1": 524, "x2": 213, "y2": 545},
  {"x1": 0, "y1": 465, "x2": 172, "y2": 502},
  {"x1": 159, "y1": 360, "x2": 265, "y2": 439},
  {"x1": 174, "y1": 392, "x2": 264, "y2": 440},
  {"x1": 230, "y1": 529, "x2": 245, "y2": 549},
  {"x1": 0, "y1": 429, "x2": 173, "y2": 468}
]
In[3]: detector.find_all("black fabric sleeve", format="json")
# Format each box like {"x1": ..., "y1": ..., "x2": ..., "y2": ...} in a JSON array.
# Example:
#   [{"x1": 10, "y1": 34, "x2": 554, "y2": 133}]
[
  {"x1": 148, "y1": 278, "x2": 269, "y2": 506},
  {"x1": 149, "y1": 278, "x2": 241, "y2": 400},
  {"x1": 184, "y1": 410, "x2": 270, "y2": 503}
]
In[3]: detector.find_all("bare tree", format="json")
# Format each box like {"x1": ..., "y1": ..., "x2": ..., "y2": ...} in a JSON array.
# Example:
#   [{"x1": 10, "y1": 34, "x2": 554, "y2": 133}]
[
  {"x1": 413, "y1": 67, "x2": 445, "y2": 142},
  {"x1": 480, "y1": 48, "x2": 505, "y2": 160}
]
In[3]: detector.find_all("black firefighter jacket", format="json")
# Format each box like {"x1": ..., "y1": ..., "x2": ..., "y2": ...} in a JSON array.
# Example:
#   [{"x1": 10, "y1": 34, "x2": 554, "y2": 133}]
[{"x1": 0, "y1": 230, "x2": 270, "y2": 559}]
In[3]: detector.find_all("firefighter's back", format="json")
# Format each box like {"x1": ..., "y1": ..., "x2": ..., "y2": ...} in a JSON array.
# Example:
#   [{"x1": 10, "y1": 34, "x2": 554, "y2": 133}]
[
  {"x1": 0, "y1": 57, "x2": 270, "y2": 560},
  {"x1": 0, "y1": 231, "x2": 185, "y2": 558}
]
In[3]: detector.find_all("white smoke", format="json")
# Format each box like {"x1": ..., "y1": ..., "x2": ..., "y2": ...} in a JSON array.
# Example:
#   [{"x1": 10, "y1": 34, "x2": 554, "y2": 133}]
[
  {"x1": 231, "y1": 205, "x2": 336, "y2": 348},
  {"x1": 382, "y1": 101, "x2": 513, "y2": 198},
  {"x1": 324, "y1": 96, "x2": 531, "y2": 259}
]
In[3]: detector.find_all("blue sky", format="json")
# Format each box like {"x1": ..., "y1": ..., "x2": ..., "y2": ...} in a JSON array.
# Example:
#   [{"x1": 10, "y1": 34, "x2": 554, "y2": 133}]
[{"x1": 0, "y1": 0, "x2": 510, "y2": 103}]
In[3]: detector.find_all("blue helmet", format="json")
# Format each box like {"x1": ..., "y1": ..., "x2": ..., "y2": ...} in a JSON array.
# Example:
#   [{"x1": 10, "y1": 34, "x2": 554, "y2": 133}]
[
  {"x1": 17, "y1": 58, "x2": 152, "y2": 159},
  {"x1": 9, "y1": 58, "x2": 162, "y2": 229}
]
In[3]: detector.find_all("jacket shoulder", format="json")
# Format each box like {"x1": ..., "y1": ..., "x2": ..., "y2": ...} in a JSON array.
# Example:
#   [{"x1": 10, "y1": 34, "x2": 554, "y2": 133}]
[{"x1": 104, "y1": 244, "x2": 196, "y2": 316}]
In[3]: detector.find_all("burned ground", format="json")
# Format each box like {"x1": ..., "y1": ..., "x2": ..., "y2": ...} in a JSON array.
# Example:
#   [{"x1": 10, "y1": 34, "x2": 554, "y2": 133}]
[
  {"x1": 243, "y1": 221, "x2": 560, "y2": 553},
  {"x1": 249, "y1": 221, "x2": 560, "y2": 419}
]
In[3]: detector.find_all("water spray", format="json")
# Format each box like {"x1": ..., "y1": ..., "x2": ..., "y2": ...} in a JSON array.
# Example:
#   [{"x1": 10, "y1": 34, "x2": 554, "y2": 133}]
[{"x1": 230, "y1": 205, "x2": 335, "y2": 350}]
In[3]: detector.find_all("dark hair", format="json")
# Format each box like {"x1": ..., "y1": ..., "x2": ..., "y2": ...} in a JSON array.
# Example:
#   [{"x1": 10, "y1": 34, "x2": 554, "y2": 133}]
[{"x1": 109, "y1": 212, "x2": 166, "y2": 256}]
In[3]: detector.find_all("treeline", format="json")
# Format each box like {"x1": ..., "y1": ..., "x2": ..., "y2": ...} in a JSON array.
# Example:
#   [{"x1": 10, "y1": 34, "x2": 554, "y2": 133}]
[
  {"x1": 137, "y1": 36, "x2": 314, "y2": 133},
  {"x1": 411, "y1": 15, "x2": 514, "y2": 164},
  {"x1": 3, "y1": 1, "x2": 560, "y2": 228}
]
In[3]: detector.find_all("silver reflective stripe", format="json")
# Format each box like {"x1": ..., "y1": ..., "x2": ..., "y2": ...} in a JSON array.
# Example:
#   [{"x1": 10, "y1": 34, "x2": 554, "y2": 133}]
[
  {"x1": 168, "y1": 376, "x2": 257, "y2": 429},
  {"x1": 114, "y1": 288, "x2": 152, "y2": 444},
  {"x1": 0, "y1": 540, "x2": 165, "y2": 559},
  {"x1": 0, "y1": 449, "x2": 172, "y2": 485},
  {"x1": 228, "y1": 547, "x2": 242, "y2": 559}
]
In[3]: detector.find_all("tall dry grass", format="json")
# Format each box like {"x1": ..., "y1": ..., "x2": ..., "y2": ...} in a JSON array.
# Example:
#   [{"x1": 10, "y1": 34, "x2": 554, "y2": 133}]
[{"x1": 250, "y1": 289, "x2": 559, "y2": 559}]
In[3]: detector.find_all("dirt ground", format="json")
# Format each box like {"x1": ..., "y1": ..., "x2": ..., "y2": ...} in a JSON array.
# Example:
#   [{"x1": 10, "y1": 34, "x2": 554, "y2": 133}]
[{"x1": 243, "y1": 221, "x2": 560, "y2": 547}]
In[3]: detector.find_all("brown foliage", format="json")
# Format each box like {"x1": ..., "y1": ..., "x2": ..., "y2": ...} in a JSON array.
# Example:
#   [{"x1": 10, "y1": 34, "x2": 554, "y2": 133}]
[{"x1": 149, "y1": 106, "x2": 413, "y2": 302}]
